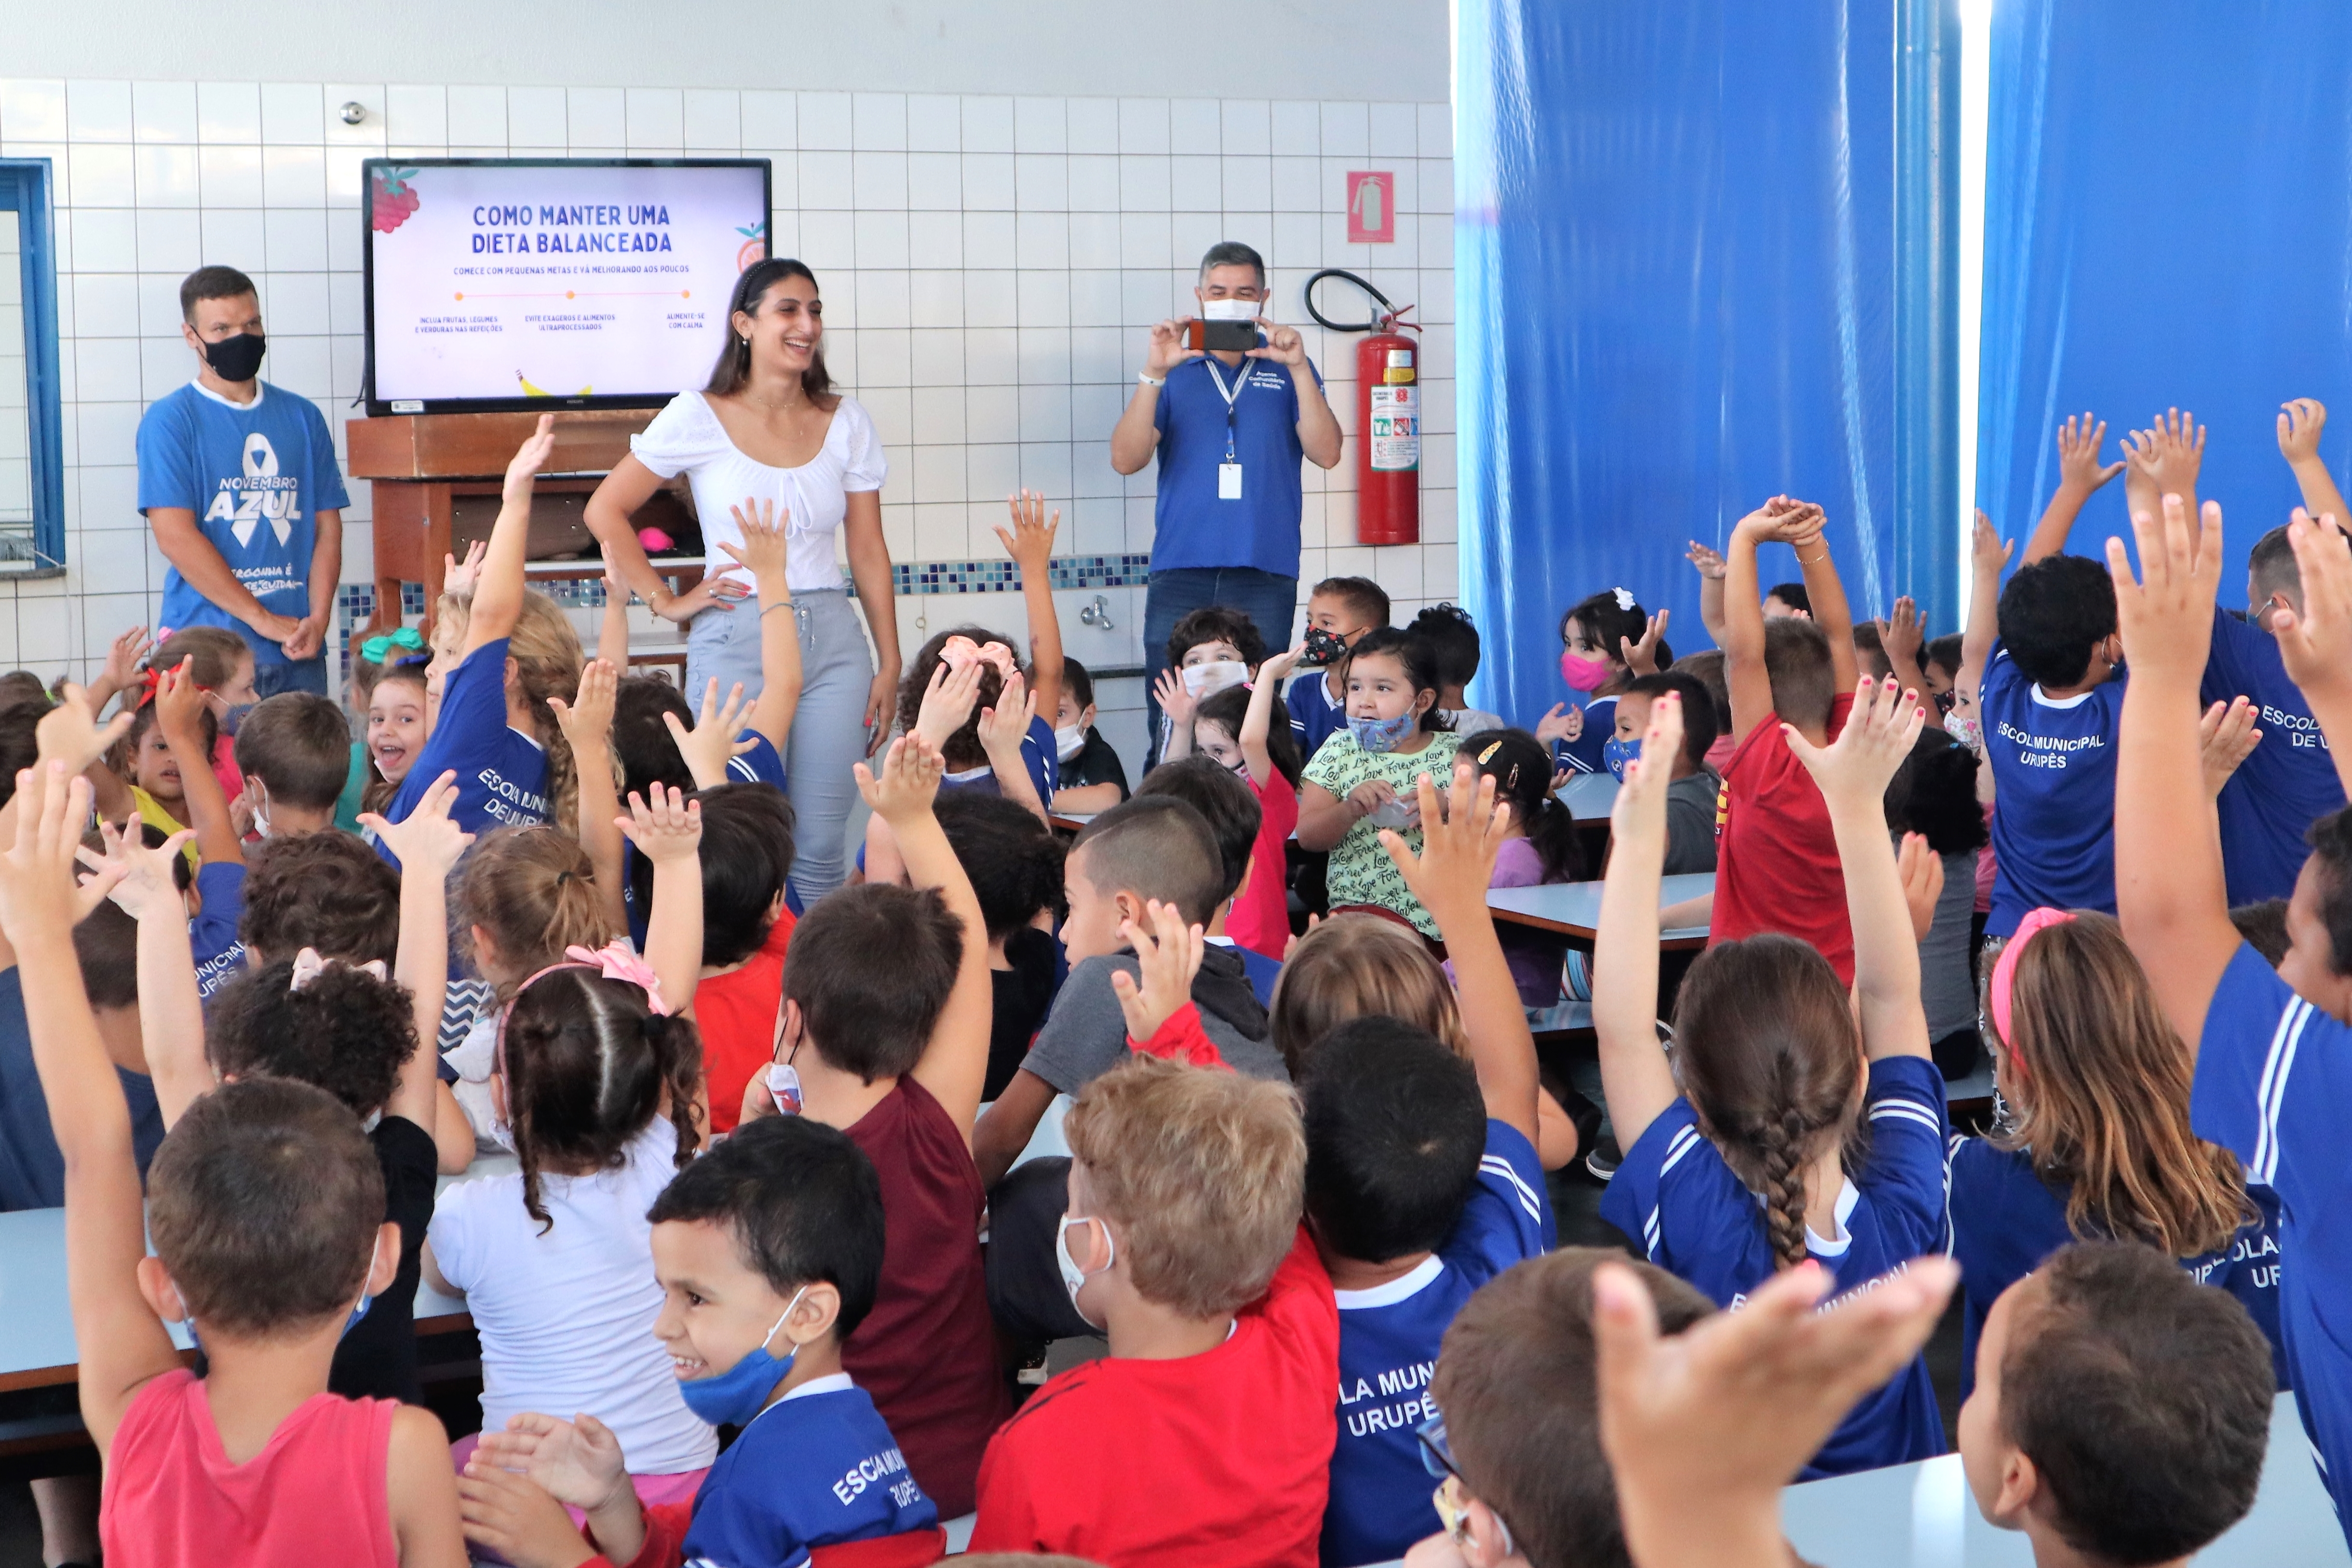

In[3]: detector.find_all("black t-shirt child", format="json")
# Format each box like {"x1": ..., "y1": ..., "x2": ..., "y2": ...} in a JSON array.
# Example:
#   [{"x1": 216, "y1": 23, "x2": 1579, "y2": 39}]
[{"x1": 329, "y1": 1114, "x2": 440, "y2": 1404}]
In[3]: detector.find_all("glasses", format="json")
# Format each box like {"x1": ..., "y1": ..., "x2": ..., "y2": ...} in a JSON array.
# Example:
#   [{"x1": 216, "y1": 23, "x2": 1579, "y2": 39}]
[{"x1": 1417, "y1": 1417, "x2": 1516, "y2": 1559}]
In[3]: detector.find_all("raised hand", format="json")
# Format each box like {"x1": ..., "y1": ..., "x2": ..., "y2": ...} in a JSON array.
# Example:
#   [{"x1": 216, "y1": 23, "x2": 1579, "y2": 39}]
[
  {"x1": 35, "y1": 685, "x2": 132, "y2": 776},
  {"x1": 1878, "y1": 597, "x2": 1924, "y2": 665},
  {"x1": 98, "y1": 624, "x2": 151, "y2": 695},
  {"x1": 1108, "y1": 898, "x2": 1207, "y2": 1043},
  {"x1": 1535, "y1": 703, "x2": 1583, "y2": 746},
  {"x1": 501, "y1": 413, "x2": 557, "y2": 505},
  {"x1": 2198, "y1": 696, "x2": 2263, "y2": 800},
  {"x1": 82, "y1": 818, "x2": 188, "y2": 922},
  {"x1": 1592, "y1": 1255, "x2": 1959, "y2": 1568},
  {"x1": 2123, "y1": 408, "x2": 2206, "y2": 502},
  {"x1": 913, "y1": 659, "x2": 985, "y2": 750},
  {"x1": 357, "y1": 770, "x2": 473, "y2": 880},
  {"x1": 1897, "y1": 831, "x2": 1944, "y2": 942},
  {"x1": 975, "y1": 669, "x2": 1036, "y2": 760},
  {"x1": 0, "y1": 763, "x2": 93, "y2": 947},
  {"x1": 1785, "y1": 674, "x2": 1927, "y2": 810},
  {"x1": 720, "y1": 497, "x2": 793, "y2": 582},
  {"x1": 1739, "y1": 497, "x2": 1827, "y2": 547},
  {"x1": 443, "y1": 539, "x2": 489, "y2": 599},
  {"x1": 1972, "y1": 510, "x2": 2014, "y2": 577},
  {"x1": 1380, "y1": 766, "x2": 1508, "y2": 933},
  {"x1": 853, "y1": 732, "x2": 946, "y2": 827},
  {"x1": 546, "y1": 658, "x2": 619, "y2": 757},
  {"x1": 150, "y1": 660, "x2": 208, "y2": 750},
  {"x1": 662, "y1": 677, "x2": 758, "y2": 788},
  {"x1": 1685, "y1": 540, "x2": 1727, "y2": 581},
  {"x1": 1620, "y1": 609, "x2": 1669, "y2": 676},
  {"x1": 2107, "y1": 494, "x2": 2224, "y2": 691},
  {"x1": 993, "y1": 490, "x2": 1060, "y2": 577},
  {"x1": 2279, "y1": 398, "x2": 2329, "y2": 466},
  {"x1": 1258, "y1": 641, "x2": 1307, "y2": 685},
  {"x1": 2273, "y1": 507, "x2": 2352, "y2": 706},
  {"x1": 1607, "y1": 691, "x2": 1685, "y2": 847},
  {"x1": 1151, "y1": 666, "x2": 1197, "y2": 733},
  {"x1": 2055, "y1": 413, "x2": 2124, "y2": 494},
  {"x1": 616, "y1": 784, "x2": 702, "y2": 869}
]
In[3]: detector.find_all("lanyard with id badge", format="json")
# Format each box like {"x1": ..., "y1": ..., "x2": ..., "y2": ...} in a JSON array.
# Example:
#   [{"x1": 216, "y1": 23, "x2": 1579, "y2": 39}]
[{"x1": 1201, "y1": 297, "x2": 1260, "y2": 501}]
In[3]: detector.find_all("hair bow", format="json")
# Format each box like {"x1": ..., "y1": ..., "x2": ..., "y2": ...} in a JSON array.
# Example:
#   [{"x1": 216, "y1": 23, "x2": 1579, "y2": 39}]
[
  {"x1": 1612, "y1": 587, "x2": 1637, "y2": 611},
  {"x1": 289, "y1": 947, "x2": 390, "y2": 993},
  {"x1": 562, "y1": 940, "x2": 672, "y2": 1016},
  {"x1": 361, "y1": 626, "x2": 429, "y2": 667},
  {"x1": 1987, "y1": 907, "x2": 2077, "y2": 1075},
  {"x1": 939, "y1": 635, "x2": 1018, "y2": 679}
]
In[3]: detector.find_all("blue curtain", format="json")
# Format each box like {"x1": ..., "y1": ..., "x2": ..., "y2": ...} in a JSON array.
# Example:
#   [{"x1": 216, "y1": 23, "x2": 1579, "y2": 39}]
[
  {"x1": 1458, "y1": 1, "x2": 1955, "y2": 726},
  {"x1": 1977, "y1": 0, "x2": 2352, "y2": 566}
]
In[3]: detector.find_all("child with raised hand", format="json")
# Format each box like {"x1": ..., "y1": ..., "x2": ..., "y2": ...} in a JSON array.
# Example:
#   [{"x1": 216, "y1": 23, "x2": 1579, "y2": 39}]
[
  {"x1": 423, "y1": 785, "x2": 716, "y2": 1508},
  {"x1": 2110, "y1": 493, "x2": 2352, "y2": 1541},
  {"x1": 739, "y1": 730, "x2": 1007, "y2": 1518},
  {"x1": 1297, "y1": 627, "x2": 1464, "y2": 940},
  {"x1": 650, "y1": 497, "x2": 807, "y2": 798},
  {"x1": 1181, "y1": 641, "x2": 1303, "y2": 960},
  {"x1": 380, "y1": 415, "x2": 585, "y2": 865},
  {"x1": 2192, "y1": 399, "x2": 2352, "y2": 905},
  {"x1": 1595, "y1": 679, "x2": 1952, "y2": 1477},
  {"x1": 456, "y1": 1116, "x2": 942, "y2": 1568},
  {"x1": 1948, "y1": 905, "x2": 2284, "y2": 1393},
  {"x1": 1707, "y1": 495, "x2": 1864, "y2": 980},
  {"x1": 1537, "y1": 589, "x2": 1670, "y2": 776},
  {"x1": 0, "y1": 758, "x2": 468, "y2": 1566}
]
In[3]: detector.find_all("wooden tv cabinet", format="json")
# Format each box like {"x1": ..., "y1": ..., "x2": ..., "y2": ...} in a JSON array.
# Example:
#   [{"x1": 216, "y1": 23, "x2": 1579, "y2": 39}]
[{"x1": 345, "y1": 409, "x2": 700, "y2": 636}]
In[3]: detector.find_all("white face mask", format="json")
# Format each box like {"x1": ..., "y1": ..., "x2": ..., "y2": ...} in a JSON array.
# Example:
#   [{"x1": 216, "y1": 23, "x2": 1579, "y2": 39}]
[
  {"x1": 1182, "y1": 661, "x2": 1248, "y2": 701},
  {"x1": 1200, "y1": 297, "x2": 1259, "y2": 321},
  {"x1": 1056, "y1": 1215, "x2": 1113, "y2": 1330},
  {"x1": 248, "y1": 779, "x2": 272, "y2": 840},
  {"x1": 1055, "y1": 723, "x2": 1087, "y2": 763}
]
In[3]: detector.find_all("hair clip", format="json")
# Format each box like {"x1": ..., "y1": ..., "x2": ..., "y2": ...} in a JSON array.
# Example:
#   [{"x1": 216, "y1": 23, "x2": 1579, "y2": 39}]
[
  {"x1": 562, "y1": 940, "x2": 672, "y2": 1016},
  {"x1": 360, "y1": 626, "x2": 428, "y2": 667},
  {"x1": 290, "y1": 947, "x2": 389, "y2": 993},
  {"x1": 1612, "y1": 587, "x2": 1636, "y2": 611}
]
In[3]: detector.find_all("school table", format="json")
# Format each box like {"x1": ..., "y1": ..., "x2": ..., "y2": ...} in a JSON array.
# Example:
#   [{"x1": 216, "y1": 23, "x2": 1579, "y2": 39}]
[
  {"x1": 1781, "y1": 1392, "x2": 2346, "y2": 1565},
  {"x1": 0, "y1": 1152, "x2": 518, "y2": 1390},
  {"x1": 1486, "y1": 872, "x2": 1715, "y2": 950},
  {"x1": 1555, "y1": 771, "x2": 1621, "y2": 822},
  {"x1": 1048, "y1": 811, "x2": 1096, "y2": 833}
]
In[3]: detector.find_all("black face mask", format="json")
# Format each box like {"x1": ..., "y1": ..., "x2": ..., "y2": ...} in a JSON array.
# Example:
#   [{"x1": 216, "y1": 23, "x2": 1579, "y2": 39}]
[
  {"x1": 1301, "y1": 625, "x2": 1351, "y2": 666},
  {"x1": 203, "y1": 331, "x2": 267, "y2": 383}
]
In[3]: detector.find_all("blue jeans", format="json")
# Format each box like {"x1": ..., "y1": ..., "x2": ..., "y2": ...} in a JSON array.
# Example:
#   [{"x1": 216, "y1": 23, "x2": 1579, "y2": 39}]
[
  {"x1": 250, "y1": 653, "x2": 327, "y2": 699},
  {"x1": 1143, "y1": 567, "x2": 1300, "y2": 767},
  {"x1": 687, "y1": 587, "x2": 876, "y2": 900}
]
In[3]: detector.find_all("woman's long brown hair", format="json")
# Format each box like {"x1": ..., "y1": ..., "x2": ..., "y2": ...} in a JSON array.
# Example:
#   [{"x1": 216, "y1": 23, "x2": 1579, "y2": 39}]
[{"x1": 1990, "y1": 911, "x2": 2249, "y2": 1259}]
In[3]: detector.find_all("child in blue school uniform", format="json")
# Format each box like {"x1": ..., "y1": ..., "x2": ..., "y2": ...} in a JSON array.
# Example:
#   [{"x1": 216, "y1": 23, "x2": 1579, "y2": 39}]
[
  {"x1": 1595, "y1": 678, "x2": 1950, "y2": 1478},
  {"x1": 1947, "y1": 907, "x2": 2285, "y2": 1393},
  {"x1": 2109, "y1": 495, "x2": 2352, "y2": 1550},
  {"x1": 1537, "y1": 587, "x2": 1671, "y2": 777},
  {"x1": 379, "y1": 416, "x2": 583, "y2": 866},
  {"x1": 457, "y1": 1115, "x2": 943, "y2": 1568}
]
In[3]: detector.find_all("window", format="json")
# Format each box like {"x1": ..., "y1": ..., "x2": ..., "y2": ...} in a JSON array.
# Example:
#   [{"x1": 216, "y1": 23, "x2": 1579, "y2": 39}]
[{"x1": 0, "y1": 160, "x2": 64, "y2": 576}]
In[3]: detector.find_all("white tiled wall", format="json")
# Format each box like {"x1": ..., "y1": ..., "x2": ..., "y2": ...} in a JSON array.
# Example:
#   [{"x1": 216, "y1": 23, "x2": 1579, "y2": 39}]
[{"x1": 0, "y1": 77, "x2": 1455, "y2": 683}]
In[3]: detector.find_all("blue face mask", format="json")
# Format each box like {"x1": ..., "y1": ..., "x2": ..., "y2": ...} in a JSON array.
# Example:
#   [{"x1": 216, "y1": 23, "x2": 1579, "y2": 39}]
[
  {"x1": 1602, "y1": 737, "x2": 1642, "y2": 781},
  {"x1": 1348, "y1": 710, "x2": 1418, "y2": 755},
  {"x1": 180, "y1": 1290, "x2": 371, "y2": 1352},
  {"x1": 676, "y1": 1286, "x2": 807, "y2": 1429}
]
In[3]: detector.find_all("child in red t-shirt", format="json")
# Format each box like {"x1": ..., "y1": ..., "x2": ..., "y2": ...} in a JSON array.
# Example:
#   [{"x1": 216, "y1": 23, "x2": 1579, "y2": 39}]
[
  {"x1": 735, "y1": 732, "x2": 1007, "y2": 1519},
  {"x1": 970, "y1": 1025, "x2": 1336, "y2": 1566},
  {"x1": 1696, "y1": 497, "x2": 1863, "y2": 983},
  {"x1": 631, "y1": 783, "x2": 795, "y2": 1135}
]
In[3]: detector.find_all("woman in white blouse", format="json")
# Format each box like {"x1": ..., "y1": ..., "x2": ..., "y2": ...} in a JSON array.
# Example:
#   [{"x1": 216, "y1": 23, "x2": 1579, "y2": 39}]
[{"x1": 586, "y1": 258, "x2": 900, "y2": 896}]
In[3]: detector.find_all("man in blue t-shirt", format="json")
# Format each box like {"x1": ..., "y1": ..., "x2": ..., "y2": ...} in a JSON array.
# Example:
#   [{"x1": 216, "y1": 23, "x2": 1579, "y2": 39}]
[
  {"x1": 1109, "y1": 242, "x2": 1343, "y2": 760},
  {"x1": 135, "y1": 266, "x2": 348, "y2": 698},
  {"x1": 2204, "y1": 523, "x2": 2351, "y2": 904}
]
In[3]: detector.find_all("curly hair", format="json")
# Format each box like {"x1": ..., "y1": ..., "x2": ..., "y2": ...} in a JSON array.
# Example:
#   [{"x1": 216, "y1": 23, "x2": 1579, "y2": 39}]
[
  {"x1": 895, "y1": 624, "x2": 1017, "y2": 770},
  {"x1": 205, "y1": 958, "x2": 419, "y2": 1119}
]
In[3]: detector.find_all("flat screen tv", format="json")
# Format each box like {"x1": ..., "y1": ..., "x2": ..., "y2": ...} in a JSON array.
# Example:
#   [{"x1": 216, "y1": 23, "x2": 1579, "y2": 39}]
[{"x1": 361, "y1": 158, "x2": 773, "y2": 416}]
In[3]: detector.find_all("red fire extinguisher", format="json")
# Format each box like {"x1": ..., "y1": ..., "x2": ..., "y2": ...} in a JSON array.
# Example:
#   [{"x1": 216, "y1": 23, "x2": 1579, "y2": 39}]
[{"x1": 1307, "y1": 270, "x2": 1421, "y2": 546}]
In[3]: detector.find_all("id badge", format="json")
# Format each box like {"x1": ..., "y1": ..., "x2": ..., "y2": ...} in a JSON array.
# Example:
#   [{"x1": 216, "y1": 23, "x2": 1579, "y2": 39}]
[{"x1": 1218, "y1": 461, "x2": 1244, "y2": 500}]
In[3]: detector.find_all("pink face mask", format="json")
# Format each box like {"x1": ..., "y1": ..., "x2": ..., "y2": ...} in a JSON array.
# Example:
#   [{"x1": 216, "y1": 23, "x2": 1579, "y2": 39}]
[{"x1": 1560, "y1": 649, "x2": 1614, "y2": 692}]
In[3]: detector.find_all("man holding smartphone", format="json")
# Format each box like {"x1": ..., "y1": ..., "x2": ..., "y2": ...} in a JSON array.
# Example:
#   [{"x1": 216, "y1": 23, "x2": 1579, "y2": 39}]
[{"x1": 1110, "y1": 241, "x2": 1344, "y2": 758}]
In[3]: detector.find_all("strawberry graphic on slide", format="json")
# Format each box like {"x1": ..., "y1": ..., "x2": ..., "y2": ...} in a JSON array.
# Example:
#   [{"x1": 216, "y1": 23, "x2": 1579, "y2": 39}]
[
  {"x1": 372, "y1": 167, "x2": 421, "y2": 234},
  {"x1": 736, "y1": 221, "x2": 768, "y2": 272}
]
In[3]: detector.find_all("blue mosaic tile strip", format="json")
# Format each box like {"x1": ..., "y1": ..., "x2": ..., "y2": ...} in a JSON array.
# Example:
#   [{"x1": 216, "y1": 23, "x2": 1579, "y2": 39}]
[{"x1": 892, "y1": 553, "x2": 1154, "y2": 595}]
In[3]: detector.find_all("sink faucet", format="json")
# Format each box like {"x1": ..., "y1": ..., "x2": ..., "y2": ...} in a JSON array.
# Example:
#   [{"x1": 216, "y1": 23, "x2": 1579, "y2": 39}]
[{"x1": 1079, "y1": 594, "x2": 1115, "y2": 630}]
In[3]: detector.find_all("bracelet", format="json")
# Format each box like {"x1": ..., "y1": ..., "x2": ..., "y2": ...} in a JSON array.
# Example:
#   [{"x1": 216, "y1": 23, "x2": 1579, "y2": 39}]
[
  {"x1": 1798, "y1": 552, "x2": 1828, "y2": 565},
  {"x1": 760, "y1": 601, "x2": 795, "y2": 619},
  {"x1": 1137, "y1": 371, "x2": 1166, "y2": 388}
]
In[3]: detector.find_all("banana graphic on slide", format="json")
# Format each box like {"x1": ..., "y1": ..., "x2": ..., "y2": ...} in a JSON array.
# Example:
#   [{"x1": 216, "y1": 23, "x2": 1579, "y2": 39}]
[{"x1": 516, "y1": 370, "x2": 593, "y2": 397}]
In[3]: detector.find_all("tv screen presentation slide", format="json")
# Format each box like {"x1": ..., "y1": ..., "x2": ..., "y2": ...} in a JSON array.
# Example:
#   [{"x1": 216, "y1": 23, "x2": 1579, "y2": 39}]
[{"x1": 365, "y1": 160, "x2": 771, "y2": 411}]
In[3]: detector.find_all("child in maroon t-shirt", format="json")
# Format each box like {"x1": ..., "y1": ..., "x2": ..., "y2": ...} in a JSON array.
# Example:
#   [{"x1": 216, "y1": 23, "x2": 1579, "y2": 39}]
[{"x1": 734, "y1": 732, "x2": 1008, "y2": 1517}]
